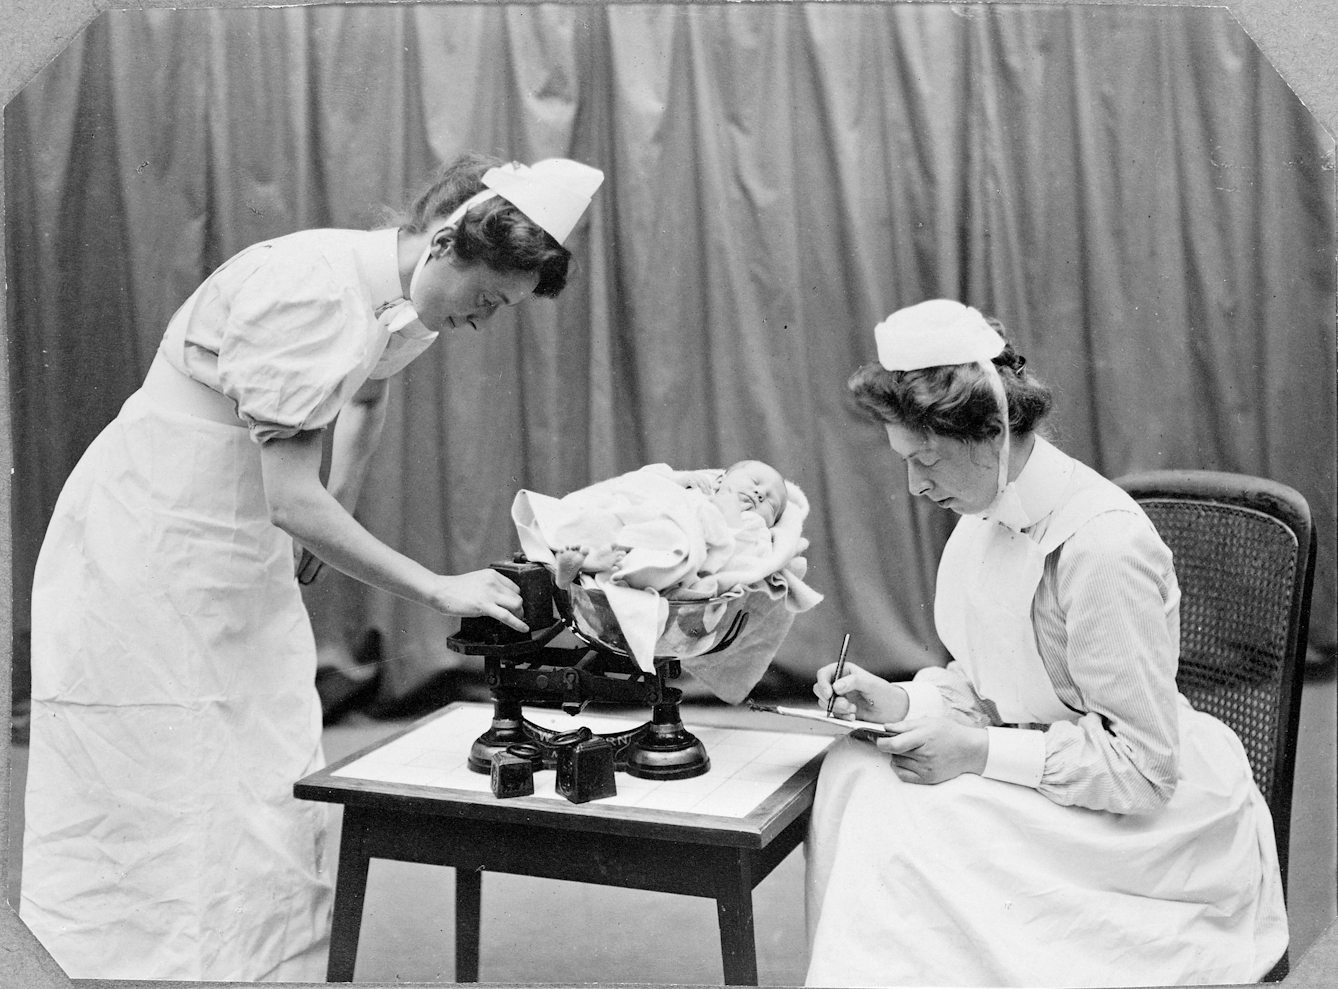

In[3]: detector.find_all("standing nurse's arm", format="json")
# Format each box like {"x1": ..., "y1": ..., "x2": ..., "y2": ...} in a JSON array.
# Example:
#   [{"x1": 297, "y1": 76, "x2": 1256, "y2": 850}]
[
  {"x1": 327, "y1": 376, "x2": 391, "y2": 513},
  {"x1": 293, "y1": 377, "x2": 389, "y2": 579},
  {"x1": 259, "y1": 429, "x2": 527, "y2": 631}
]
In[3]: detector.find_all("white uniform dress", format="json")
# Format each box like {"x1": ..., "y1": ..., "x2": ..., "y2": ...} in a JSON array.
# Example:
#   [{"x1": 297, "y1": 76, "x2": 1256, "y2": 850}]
[
  {"x1": 21, "y1": 228, "x2": 437, "y2": 981},
  {"x1": 805, "y1": 436, "x2": 1288, "y2": 988}
]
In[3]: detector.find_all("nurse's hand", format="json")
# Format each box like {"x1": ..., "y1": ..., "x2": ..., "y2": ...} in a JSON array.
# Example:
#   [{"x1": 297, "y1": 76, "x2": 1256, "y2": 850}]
[
  {"x1": 875, "y1": 717, "x2": 988, "y2": 785},
  {"x1": 813, "y1": 661, "x2": 909, "y2": 725},
  {"x1": 428, "y1": 569, "x2": 529, "y2": 632}
]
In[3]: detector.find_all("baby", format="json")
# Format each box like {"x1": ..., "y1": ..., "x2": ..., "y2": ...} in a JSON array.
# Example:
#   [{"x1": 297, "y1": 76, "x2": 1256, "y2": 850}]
[
  {"x1": 551, "y1": 460, "x2": 793, "y2": 585},
  {"x1": 510, "y1": 460, "x2": 820, "y2": 674},
  {"x1": 670, "y1": 460, "x2": 789, "y2": 529}
]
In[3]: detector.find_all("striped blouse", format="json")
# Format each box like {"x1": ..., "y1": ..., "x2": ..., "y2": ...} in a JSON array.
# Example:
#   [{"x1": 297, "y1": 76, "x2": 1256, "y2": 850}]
[{"x1": 904, "y1": 438, "x2": 1183, "y2": 816}]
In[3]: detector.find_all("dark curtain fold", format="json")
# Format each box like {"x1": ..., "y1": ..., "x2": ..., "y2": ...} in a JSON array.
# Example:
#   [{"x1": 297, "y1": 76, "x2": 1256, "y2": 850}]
[{"x1": 6, "y1": 3, "x2": 1334, "y2": 701}]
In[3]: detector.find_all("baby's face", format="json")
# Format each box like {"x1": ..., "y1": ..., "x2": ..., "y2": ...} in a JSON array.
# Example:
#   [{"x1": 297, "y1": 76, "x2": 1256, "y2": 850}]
[{"x1": 719, "y1": 461, "x2": 787, "y2": 527}]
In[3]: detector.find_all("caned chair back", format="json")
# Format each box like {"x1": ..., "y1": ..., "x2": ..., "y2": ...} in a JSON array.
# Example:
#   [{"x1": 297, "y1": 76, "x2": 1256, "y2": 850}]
[{"x1": 1115, "y1": 469, "x2": 1316, "y2": 897}]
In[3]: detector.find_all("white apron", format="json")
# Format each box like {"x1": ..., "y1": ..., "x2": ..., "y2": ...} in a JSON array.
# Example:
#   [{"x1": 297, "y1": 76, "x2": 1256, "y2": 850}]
[
  {"x1": 805, "y1": 484, "x2": 1287, "y2": 987},
  {"x1": 21, "y1": 386, "x2": 334, "y2": 980}
]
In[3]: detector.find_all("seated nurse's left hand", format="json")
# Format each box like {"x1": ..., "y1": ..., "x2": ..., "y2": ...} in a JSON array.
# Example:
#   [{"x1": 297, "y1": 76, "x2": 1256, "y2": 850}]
[{"x1": 875, "y1": 717, "x2": 988, "y2": 785}]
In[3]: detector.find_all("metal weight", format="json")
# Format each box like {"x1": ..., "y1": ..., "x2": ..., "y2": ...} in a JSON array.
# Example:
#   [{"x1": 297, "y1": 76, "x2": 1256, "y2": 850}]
[
  {"x1": 554, "y1": 729, "x2": 617, "y2": 804},
  {"x1": 490, "y1": 748, "x2": 535, "y2": 799}
]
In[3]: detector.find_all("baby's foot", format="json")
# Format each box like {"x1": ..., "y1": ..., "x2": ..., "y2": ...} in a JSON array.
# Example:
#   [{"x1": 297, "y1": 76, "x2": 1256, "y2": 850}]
[
  {"x1": 555, "y1": 546, "x2": 589, "y2": 588},
  {"x1": 582, "y1": 544, "x2": 629, "y2": 573}
]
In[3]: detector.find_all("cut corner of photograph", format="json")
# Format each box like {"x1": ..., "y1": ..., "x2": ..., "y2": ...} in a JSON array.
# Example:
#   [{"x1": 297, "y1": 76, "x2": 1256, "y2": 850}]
[{"x1": 2, "y1": 1, "x2": 1336, "y2": 988}]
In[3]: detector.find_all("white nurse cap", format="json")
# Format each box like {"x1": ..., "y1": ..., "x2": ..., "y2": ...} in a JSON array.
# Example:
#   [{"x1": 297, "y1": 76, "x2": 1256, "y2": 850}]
[
  {"x1": 873, "y1": 299, "x2": 1014, "y2": 507},
  {"x1": 445, "y1": 158, "x2": 605, "y2": 246},
  {"x1": 874, "y1": 299, "x2": 1005, "y2": 371}
]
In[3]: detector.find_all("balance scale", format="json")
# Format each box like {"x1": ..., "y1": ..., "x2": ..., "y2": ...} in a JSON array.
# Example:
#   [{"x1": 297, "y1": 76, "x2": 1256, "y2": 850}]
[{"x1": 446, "y1": 558, "x2": 750, "y2": 781}]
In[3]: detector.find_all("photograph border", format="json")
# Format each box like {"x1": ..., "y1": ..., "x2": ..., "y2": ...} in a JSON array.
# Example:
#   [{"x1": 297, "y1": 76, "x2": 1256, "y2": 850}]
[{"x1": 2, "y1": 1, "x2": 1334, "y2": 987}]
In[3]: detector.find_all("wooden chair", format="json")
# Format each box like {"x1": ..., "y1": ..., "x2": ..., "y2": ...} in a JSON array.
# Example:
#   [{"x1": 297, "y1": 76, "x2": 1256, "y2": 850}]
[{"x1": 1115, "y1": 469, "x2": 1317, "y2": 982}]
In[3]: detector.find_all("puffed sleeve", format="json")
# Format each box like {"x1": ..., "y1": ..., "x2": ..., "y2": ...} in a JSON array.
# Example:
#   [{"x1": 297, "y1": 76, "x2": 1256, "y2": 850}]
[{"x1": 208, "y1": 246, "x2": 379, "y2": 444}]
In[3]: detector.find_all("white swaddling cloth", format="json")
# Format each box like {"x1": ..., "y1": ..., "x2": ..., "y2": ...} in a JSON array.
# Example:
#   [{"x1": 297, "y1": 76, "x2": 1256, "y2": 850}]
[{"x1": 511, "y1": 464, "x2": 822, "y2": 684}]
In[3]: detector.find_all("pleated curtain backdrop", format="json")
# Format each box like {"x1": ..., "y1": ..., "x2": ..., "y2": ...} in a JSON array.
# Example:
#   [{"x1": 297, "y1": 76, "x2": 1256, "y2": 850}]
[{"x1": 5, "y1": 3, "x2": 1334, "y2": 702}]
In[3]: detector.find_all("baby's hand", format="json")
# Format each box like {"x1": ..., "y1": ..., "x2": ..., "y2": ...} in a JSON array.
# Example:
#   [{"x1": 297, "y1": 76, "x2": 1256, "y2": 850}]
[{"x1": 672, "y1": 470, "x2": 717, "y2": 496}]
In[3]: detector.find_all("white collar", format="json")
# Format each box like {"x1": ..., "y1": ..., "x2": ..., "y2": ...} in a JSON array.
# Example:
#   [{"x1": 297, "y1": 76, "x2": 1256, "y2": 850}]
[
  {"x1": 355, "y1": 227, "x2": 408, "y2": 311},
  {"x1": 356, "y1": 227, "x2": 430, "y2": 335},
  {"x1": 978, "y1": 435, "x2": 1073, "y2": 532}
]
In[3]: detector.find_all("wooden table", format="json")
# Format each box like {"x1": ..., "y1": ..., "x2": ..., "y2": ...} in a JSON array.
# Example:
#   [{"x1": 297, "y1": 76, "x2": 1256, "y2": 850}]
[{"x1": 294, "y1": 702, "x2": 832, "y2": 985}]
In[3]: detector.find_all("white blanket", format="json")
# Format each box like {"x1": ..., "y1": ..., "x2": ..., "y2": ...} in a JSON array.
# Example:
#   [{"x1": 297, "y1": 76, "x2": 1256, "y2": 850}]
[{"x1": 511, "y1": 464, "x2": 822, "y2": 688}]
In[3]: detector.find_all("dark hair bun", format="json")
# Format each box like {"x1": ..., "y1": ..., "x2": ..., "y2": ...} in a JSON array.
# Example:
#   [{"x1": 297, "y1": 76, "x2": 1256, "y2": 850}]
[
  {"x1": 847, "y1": 314, "x2": 1053, "y2": 440},
  {"x1": 404, "y1": 152, "x2": 574, "y2": 298}
]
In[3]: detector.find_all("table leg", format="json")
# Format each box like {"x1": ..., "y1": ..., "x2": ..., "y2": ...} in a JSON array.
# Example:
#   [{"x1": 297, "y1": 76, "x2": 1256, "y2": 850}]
[
  {"x1": 327, "y1": 811, "x2": 372, "y2": 982},
  {"x1": 455, "y1": 866, "x2": 482, "y2": 982},
  {"x1": 715, "y1": 851, "x2": 759, "y2": 986}
]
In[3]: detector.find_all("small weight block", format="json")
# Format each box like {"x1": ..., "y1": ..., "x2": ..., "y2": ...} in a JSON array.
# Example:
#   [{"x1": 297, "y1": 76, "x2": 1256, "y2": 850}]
[
  {"x1": 506, "y1": 742, "x2": 545, "y2": 772},
  {"x1": 555, "y1": 735, "x2": 617, "y2": 803},
  {"x1": 490, "y1": 749, "x2": 535, "y2": 799}
]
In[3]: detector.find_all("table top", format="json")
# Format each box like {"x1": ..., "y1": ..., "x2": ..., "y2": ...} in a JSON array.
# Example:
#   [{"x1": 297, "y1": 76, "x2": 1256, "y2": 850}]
[{"x1": 295, "y1": 702, "x2": 835, "y2": 848}]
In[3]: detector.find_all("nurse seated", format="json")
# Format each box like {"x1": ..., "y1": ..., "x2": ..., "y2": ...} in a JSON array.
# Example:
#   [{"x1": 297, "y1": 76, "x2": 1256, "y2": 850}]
[{"x1": 805, "y1": 300, "x2": 1287, "y2": 988}]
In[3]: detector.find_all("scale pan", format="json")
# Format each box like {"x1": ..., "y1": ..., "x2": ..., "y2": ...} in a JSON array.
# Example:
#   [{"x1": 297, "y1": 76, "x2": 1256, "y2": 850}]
[{"x1": 553, "y1": 581, "x2": 750, "y2": 661}]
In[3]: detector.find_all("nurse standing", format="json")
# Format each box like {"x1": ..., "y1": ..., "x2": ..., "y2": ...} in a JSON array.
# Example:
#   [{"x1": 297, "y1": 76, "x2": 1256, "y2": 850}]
[
  {"x1": 805, "y1": 300, "x2": 1287, "y2": 987},
  {"x1": 20, "y1": 152, "x2": 603, "y2": 981}
]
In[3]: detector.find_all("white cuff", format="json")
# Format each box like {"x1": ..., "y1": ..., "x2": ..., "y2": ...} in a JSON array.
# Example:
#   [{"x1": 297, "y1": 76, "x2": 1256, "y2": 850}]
[
  {"x1": 901, "y1": 679, "x2": 947, "y2": 720},
  {"x1": 981, "y1": 726, "x2": 1047, "y2": 788}
]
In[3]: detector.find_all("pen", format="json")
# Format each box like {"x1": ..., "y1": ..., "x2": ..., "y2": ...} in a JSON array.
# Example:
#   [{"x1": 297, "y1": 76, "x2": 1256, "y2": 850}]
[{"x1": 826, "y1": 632, "x2": 851, "y2": 719}]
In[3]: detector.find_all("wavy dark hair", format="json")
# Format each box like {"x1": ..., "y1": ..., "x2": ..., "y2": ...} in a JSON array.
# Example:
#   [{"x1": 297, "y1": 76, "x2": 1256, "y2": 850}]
[
  {"x1": 847, "y1": 315, "x2": 1054, "y2": 442},
  {"x1": 403, "y1": 152, "x2": 572, "y2": 298}
]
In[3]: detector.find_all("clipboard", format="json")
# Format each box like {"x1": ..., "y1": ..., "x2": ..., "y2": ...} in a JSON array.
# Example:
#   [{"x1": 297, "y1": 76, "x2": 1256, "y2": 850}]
[{"x1": 747, "y1": 702, "x2": 895, "y2": 738}]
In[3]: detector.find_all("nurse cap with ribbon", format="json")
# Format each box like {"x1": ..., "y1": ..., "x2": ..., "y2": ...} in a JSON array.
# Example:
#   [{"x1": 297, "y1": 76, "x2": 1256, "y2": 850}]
[
  {"x1": 394, "y1": 158, "x2": 605, "y2": 330},
  {"x1": 873, "y1": 299, "x2": 1014, "y2": 510},
  {"x1": 440, "y1": 157, "x2": 606, "y2": 246}
]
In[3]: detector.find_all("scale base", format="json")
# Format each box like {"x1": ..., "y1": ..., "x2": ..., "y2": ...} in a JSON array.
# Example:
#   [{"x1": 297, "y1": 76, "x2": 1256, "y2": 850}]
[
  {"x1": 467, "y1": 703, "x2": 710, "y2": 781},
  {"x1": 620, "y1": 718, "x2": 710, "y2": 780}
]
